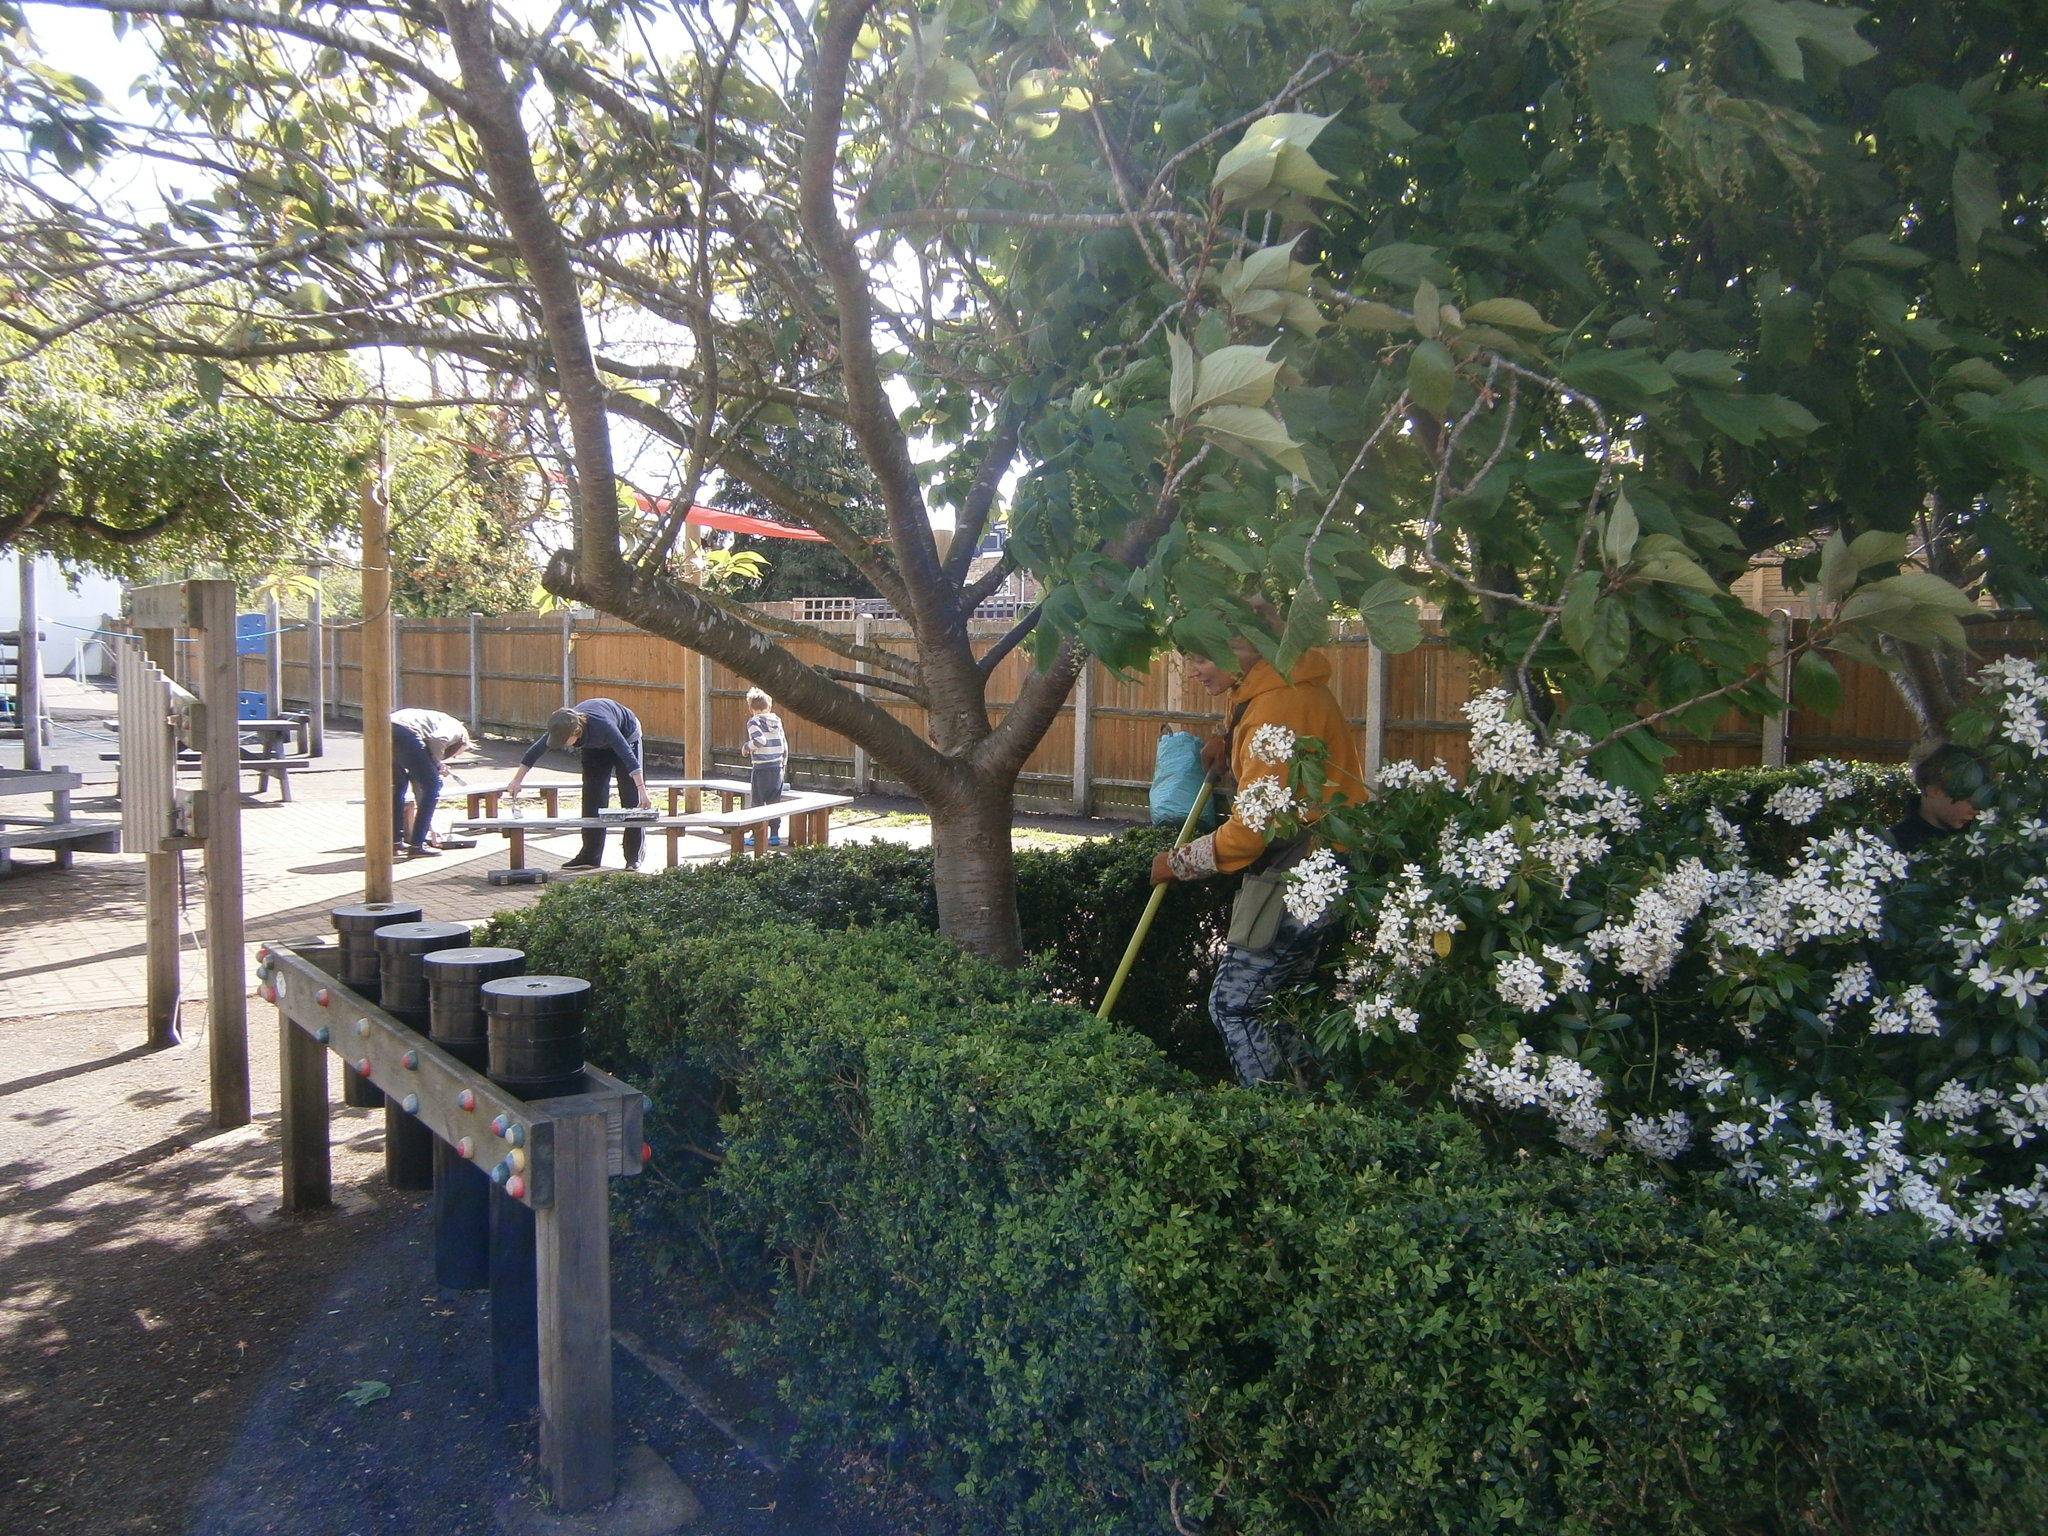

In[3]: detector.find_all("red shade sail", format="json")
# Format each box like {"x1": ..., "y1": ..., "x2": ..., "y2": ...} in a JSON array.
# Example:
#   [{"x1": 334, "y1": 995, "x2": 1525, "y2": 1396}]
[{"x1": 674, "y1": 503, "x2": 829, "y2": 542}]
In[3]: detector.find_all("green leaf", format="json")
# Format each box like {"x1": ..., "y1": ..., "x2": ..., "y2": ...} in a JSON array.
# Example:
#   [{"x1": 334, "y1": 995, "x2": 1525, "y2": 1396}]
[
  {"x1": 1212, "y1": 112, "x2": 1334, "y2": 207},
  {"x1": 1602, "y1": 490, "x2": 1640, "y2": 568},
  {"x1": 1738, "y1": 0, "x2": 1877, "y2": 82},
  {"x1": 1339, "y1": 301, "x2": 1412, "y2": 333},
  {"x1": 1842, "y1": 233, "x2": 1931, "y2": 269},
  {"x1": 1845, "y1": 529, "x2": 1909, "y2": 571},
  {"x1": 341, "y1": 1380, "x2": 390, "y2": 1408},
  {"x1": 1942, "y1": 357, "x2": 2011, "y2": 394},
  {"x1": 1818, "y1": 532, "x2": 1858, "y2": 602},
  {"x1": 1412, "y1": 277, "x2": 1441, "y2": 339},
  {"x1": 1194, "y1": 404, "x2": 1313, "y2": 482},
  {"x1": 1558, "y1": 349, "x2": 1677, "y2": 401},
  {"x1": 1407, "y1": 339, "x2": 1455, "y2": 418},
  {"x1": 1582, "y1": 598, "x2": 1631, "y2": 682},
  {"x1": 193, "y1": 358, "x2": 226, "y2": 407},
  {"x1": 1191, "y1": 344, "x2": 1284, "y2": 411},
  {"x1": 1355, "y1": 576, "x2": 1421, "y2": 653},
  {"x1": 1460, "y1": 297, "x2": 1560, "y2": 334},
  {"x1": 1276, "y1": 589, "x2": 1330, "y2": 676},
  {"x1": 1635, "y1": 553, "x2": 1718, "y2": 593},
  {"x1": 1793, "y1": 649, "x2": 1842, "y2": 714},
  {"x1": 1689, "y1": 390, "x2": 1822, "y2": 444},
  {"x1": 1559, "y1": 569, "x2": 1602, "y2": 655},
  {"x1": 1167, "y1": 332, "x2": 1194, "y2": 420},
  {"x1": 1953, "y1": 149, "x2": 2000, "y2": 263},
  {"x1": 1663, "y1": 350, "x2": 1742, "y2": 388}
]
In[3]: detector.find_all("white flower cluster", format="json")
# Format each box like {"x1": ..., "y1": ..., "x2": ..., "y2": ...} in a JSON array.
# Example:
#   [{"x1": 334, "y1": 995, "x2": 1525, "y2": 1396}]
[
  {"x1": 1980, "y1": 655, "x2": 2048, "y2": 759},
  {"x1": 1491, "y1": 944, "x2": 1590, "y2": 1013},
  {"x1": 1914, "y1": 1080, "x2": 2001, "y2": 1132},
  {"x1": 1584, "y1": 859, "x2": 1716, "y2": 989},
  {"x1": 1375, "y1": 759, "x2": 1459, "y2": 792},
  {"x1": 1765, "y1": 784, "x2": 1825, "y2": 824},
  {"x1": 1868, "y1": 984, "x2": 1943, "y2": 1037},
  {"x1": 1235, "y1": 775, "x2": 1298, "y2": 834},
  {"x1": 1247, "y1": 723, "x2": 1297, "y2": 766},
  {"x1": 1703, "y1": 806, "x2": 1745, "y2": 860},
  {"x1": 1439, "y1": 823, "x2": 1522, "y2": 890},
  {"x1": 1283, "y1": 847, "x2": 1349, "y2": 924},
  {"x1": 1353, "y1": 991, "x2": 1421, "y2": 1034},
  {"x1": 1621, "y1": 1109, "x2": 1694, "y2": 1160},
  {"x1": 1463, "y1": 689, "x2": 1559, "y2": 782},
  {"x1": 1708, "y1": 830, "x2": 1906, "y2": 955},
  {"x1": 1455, "y1": 1040, "x2": 1608, "y2": 1153},
  {"x1": 1354, "y1": 864, "x2": 1463, "y2": 979}
]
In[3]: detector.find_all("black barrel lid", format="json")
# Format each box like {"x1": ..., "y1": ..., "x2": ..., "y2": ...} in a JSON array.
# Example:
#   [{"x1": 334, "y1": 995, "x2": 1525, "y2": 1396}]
[
  {"x1": 333, "y1": 902, "x2": 424, "y2": 934},
  {"x1": 481, "y1": 975, "x2": 592, "y2": 1014},
  {"x1": 423, "y1": 946, "x2": 527, "y2": 981},
  {"x1": 373, "y1": 920, "x2": 474, "y2": 953}
]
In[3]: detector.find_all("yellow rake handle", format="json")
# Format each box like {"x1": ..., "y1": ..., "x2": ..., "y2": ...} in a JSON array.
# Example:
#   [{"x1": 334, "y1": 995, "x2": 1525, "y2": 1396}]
[{"x1": 1097, "y1": 778, "x2": 1216, "y2": 1021}]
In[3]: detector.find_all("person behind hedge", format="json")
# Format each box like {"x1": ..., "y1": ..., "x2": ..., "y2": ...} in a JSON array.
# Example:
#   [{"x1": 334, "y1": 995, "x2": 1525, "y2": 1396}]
[
  {"x1": 1888, "y1": 741, "x2": 1986, "y2": 854},
  {"x1": 390, "y1": 707, "x2": 473, "y2": 860},
  {"x1": 504, "y1": 698, "x2": 649, "y2": 871},
  {"x1": 1149, "y1": 634, "x2": 1367, "y2": 1085},
  {"x1": 741, "y1": 687, "x2": 788, "y2": 848}
]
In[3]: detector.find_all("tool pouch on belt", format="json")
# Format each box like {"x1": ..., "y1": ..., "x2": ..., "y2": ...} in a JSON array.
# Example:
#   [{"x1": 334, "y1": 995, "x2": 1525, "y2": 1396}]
[{"x1": 1226, "y1": 831, "x2": 1314, "y2": 950}]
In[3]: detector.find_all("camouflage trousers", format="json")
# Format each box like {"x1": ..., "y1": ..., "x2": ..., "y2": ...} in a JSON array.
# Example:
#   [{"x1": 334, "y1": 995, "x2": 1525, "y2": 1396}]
[{"x1": 1208, "y1": 904, "x2": 1333, "y2": 1085}]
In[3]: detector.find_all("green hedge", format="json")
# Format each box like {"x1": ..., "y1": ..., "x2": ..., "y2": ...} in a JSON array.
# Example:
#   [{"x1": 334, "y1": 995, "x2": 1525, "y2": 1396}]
[{"x1": 488, "y1": 864, "x2": 2048, "y2": 1535}]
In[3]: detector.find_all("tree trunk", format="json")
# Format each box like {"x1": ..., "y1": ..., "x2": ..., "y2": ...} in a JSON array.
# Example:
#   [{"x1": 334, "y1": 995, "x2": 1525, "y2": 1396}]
[{"x1": 928, "y1": 775, "x2": 1025, "y2": 968}]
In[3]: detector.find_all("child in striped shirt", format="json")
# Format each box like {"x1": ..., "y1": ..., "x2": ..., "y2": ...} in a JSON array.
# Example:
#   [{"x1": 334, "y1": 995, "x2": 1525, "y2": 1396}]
[{"x1": 742, "y1": 688, "x2": 788, "y2": 847}]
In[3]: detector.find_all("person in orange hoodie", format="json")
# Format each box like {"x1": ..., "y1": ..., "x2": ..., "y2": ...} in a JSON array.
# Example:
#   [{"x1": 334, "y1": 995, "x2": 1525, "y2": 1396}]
[{"x1": 1150, "y1": 635, "x2": 1366, "y2": 1084}]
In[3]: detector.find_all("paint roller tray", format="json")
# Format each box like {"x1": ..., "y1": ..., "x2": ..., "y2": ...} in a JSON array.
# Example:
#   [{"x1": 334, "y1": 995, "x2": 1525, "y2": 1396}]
[{"x1": 436, "y1": 837, "x2": 479, "y2": 849}]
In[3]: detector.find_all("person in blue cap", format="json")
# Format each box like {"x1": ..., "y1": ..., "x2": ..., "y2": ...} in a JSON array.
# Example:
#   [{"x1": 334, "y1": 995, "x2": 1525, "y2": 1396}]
[{"x1": 504, "y1": 699, "x2": 649, "y2": 870}]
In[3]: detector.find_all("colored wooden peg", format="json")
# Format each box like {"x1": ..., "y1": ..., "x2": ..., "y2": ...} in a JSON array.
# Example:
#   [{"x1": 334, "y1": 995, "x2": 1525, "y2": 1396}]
[
  {"x1": 457, "y1": 1136, "x2": 475, "y2": 1158},
  {"x1": 401, "y1": 1049, "x2": 419, "y2": 1070},
  {"x1": 315, "y1": 988, "x2": 331, "y2": 1007},
  {"x1": 506, "y1": 1175, "x2": 526, "y2": 1200},
  {"x1": 641, "y1": 1142, "x2": 652, "y2": 1163},
  {"x1": 402, "y1": 1094, "x2": 420, "y2": 1114},
  {"x1": 457, "y1": 1089, "x2": 476, "y2": 1112},
  {"x1": 355, "y1": 1018, "x2": 371, "y2": 1037},
  {"x1": 355, "y1": 1058, "x2": 373, "y2": 1078},
  {"x1": 491, "y1": 1113, "x2": 509, "y2": 1137},
  {"x1": 313, "y1": 1026, "x2": 331, "y2": 1044}
]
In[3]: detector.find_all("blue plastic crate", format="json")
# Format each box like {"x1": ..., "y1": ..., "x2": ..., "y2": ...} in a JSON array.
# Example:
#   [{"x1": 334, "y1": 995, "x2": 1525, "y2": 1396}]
[{"x1": 237, "y1": 691, "x2": 269, "y2": 720}]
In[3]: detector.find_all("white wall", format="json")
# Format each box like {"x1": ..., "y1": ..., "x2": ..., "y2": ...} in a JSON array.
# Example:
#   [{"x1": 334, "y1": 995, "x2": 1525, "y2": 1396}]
[{"x1": 2, "y1": 554, "x2": 127, "y2": 675}]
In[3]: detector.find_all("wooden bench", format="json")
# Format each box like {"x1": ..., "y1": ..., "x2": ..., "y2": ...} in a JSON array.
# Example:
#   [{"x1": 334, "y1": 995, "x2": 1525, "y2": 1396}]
[
  {"x1": 459, "y1": 777, "x2": 750, "y2": 820},
  {"x1": 449, "y1": 791, "x2": 853, "y2": 871},
  {"x1": 0, "y1": 766, "x2": 122, "y2": 874},
  {"x1": 98, "y1": 747, "x2": 313, "y2": 800}
]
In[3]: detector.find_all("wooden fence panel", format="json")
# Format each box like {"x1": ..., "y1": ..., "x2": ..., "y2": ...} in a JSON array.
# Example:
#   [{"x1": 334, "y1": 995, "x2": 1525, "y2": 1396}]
[{"x1": 241, "y1": 604, "x2": 2042, "y2": 812}]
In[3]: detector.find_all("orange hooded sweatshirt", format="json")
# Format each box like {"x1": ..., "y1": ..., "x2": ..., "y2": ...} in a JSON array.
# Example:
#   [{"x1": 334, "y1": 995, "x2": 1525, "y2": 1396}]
[{"x1": 1169, "y1": 648, "x2": 1368, "y2": 879}]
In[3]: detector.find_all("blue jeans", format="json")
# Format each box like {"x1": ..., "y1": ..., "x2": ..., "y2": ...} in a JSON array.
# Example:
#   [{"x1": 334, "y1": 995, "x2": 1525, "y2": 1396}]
[
  {"x1": 1209, "y1": 906, "x2": 1333, "y2": 1085},
  {"x1": 392, "y1": 724, "x2": 441, "y2": 850},
  {"x1": 578, "y1": 748, "x2": 643, "y2": 865}
]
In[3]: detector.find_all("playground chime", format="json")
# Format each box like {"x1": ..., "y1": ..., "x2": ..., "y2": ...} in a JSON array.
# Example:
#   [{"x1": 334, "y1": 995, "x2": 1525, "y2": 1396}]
[{"x1": 252, "y1": 902, "x2": 644, "y2": 1512}]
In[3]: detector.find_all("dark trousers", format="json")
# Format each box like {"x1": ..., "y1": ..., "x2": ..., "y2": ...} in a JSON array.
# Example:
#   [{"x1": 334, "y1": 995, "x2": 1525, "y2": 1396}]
[
  {"x1": 749, "y1": 760, "x2": 785, "y2": 840},
  {"x1": 392, "y1": 724, "x2": 441, "y2": 849},
  {"x1": 579, "y1": 748, "x2": 643, "y2": 865}
]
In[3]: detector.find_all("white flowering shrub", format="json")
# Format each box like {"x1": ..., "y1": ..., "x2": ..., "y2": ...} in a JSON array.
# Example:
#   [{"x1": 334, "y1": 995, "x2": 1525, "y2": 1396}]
[{"x1": 1260, "y1": 660, "x2": 2048, "y2": 1244}]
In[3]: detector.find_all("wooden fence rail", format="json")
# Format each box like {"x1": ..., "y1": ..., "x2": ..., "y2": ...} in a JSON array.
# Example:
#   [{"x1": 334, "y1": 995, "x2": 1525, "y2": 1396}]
[{"x1": 236, "y1": 609, "x2": 2043, "y2": 818}]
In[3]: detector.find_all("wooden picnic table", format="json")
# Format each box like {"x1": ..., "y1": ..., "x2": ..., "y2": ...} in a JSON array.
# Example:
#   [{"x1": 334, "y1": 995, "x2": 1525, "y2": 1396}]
[
  {"x1": 0, "y1": 765, "x2": 121, "y2": 875},
  {"x1": 451, "y1": 790, "x2": 852, "y2": 871},
  {"x1": 459, "y1": 776, "x2": 751, "y2": 821}
]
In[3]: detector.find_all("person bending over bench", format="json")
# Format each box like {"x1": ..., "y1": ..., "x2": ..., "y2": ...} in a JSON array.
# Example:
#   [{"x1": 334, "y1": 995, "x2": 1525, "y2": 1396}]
[{"x1": 504, "y1": 699, "x2": 650, "y2": 872}]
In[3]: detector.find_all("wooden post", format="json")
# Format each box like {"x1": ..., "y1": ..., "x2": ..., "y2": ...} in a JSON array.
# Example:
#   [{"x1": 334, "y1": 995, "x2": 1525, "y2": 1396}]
[
  {"x1": 1070, "y1": 655, "x2": 1094, "y2": 815},
  {"x1": 852, "y1": 613, "x2": 871, "y2": 794},
  {"x1": 467, "y1": 613, "x2": 482, "y2": 733},
  {"x1": 265, "y1": 593, "x2": 284, "y2": 717},
  {"x1": 537, "y1": 1106, "x2": 615, "y2": 1512},
  {"x1": 307, "y1": 566, "x2": 326, "y2": 756},
  {"x1": 1364, "y1": 641, "x2": 1388, "y2": 785},
  {"x1": 559, "y1": 608, "x2": 574, "y2": 709},
  {"x1": 391, "y1": 615, "x2": 405, "y2": 711},
  {"x1": 141, "y1": 624, "x2": 181, "y2": 1050},
  {"x1": 279, "y1": 1002, "x2": 331, "y2": 1212},
  {"x1": 1762, "y1": 609, "x2": 1791, "y2": 767},
  {"x1": 362, "y1": 469, "x2": 396, "y2": 903},
  {"x1": 18, "y1": 550, "x2": 42, "y2": 768},
  {"x1": 193, "y1": 578, "x2": 250, "y2": 1129}
]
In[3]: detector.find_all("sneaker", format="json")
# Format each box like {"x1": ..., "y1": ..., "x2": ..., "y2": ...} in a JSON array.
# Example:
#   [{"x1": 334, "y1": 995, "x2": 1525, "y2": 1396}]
[
  {"x1": 768, "y1": 836, "x2": 782, "y2": 848},
  {"x1": 406, "y1": 844, "x2": 443, "y2": 859},
  {"x1": 560, "y1": 858, "x2": 601, "y2": 872}
]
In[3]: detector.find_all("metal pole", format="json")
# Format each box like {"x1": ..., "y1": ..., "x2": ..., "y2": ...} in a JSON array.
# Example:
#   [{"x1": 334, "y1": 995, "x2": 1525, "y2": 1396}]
[
  {"x1": 193, "y1": 578, "x2": 250, "y2": 1128},
  {"x1": 1097, "y1": 779, "x2": 1215, "y2": 1021},
  {"x1": 265, "y1": 592, "x2": 283, "y2": 717},
  {"x1": 1364, "y1": 641, "x2": 1388, "y2": 786},
  {"x1": 559, "y1": 608, "x2": 574, "y2": 709},
  {"x1": 1070, "y1": 655, "x2": 1094, "y2": 815},
  {"x1": 1763, "y1": 610, "x2": 1791, "y2": 767},
  {"x1": 362, "y1": 466, "x2": 396, "y2": 903},
  {"x1": 18, "y1": 550, "x2": 42, "y2": 768},
  {"x1": 307, "y1": 565, "x2": 326, "y2": 756},
  {"x1": 140, "y1": 625, "x2": 181, "y2": 1051}
]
